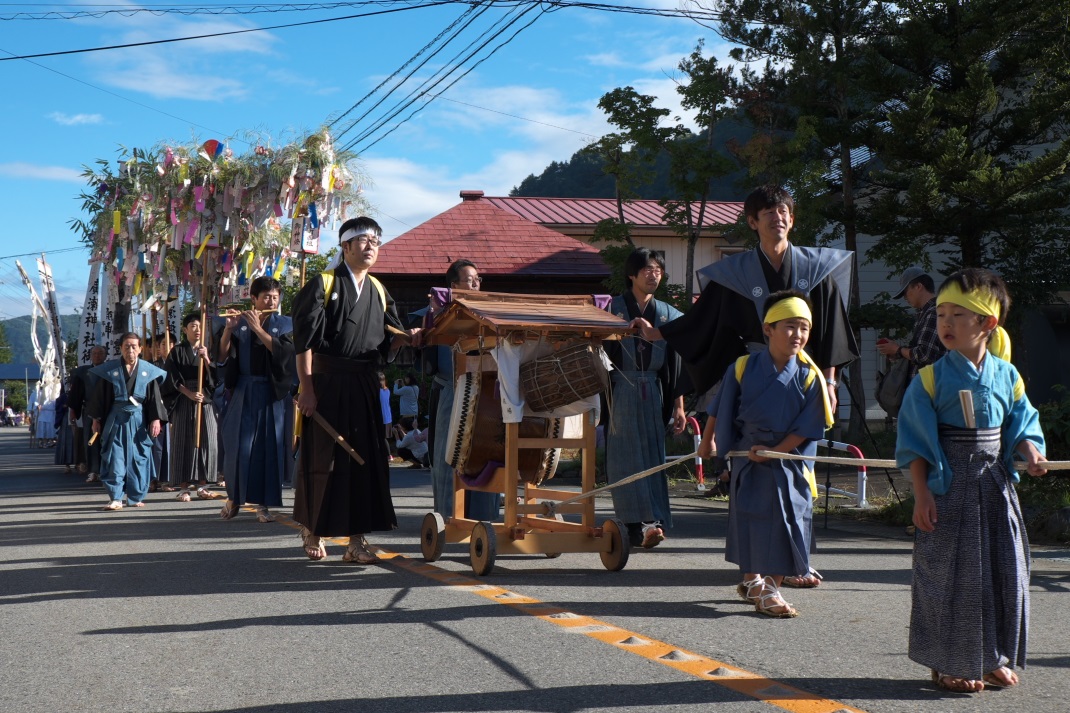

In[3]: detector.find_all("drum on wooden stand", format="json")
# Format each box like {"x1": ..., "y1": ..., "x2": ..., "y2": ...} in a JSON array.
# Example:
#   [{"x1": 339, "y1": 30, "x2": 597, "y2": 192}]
[
  {"x1": 519, "y1": 341, "x2": 609, "y2": 413},
  {"x1": 446, "y1": 370, "x2": 561, "y2": 486}
]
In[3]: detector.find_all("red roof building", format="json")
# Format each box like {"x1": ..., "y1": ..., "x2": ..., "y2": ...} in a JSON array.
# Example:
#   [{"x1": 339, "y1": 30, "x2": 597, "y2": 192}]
[
  {"x1": 477, "y1": 193, "x2": 744, "y2": 296},
  {"x1": 374, "y1": 190, "x2": 610, "y2": 321}
]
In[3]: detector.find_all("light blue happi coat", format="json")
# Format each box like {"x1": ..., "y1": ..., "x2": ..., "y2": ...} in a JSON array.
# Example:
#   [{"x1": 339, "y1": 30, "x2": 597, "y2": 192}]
[
  {"x1": 895, "y1": 350, "x2": 1044, "y2": 494},
  {"x1": 605, "y1": 295, "x2": 682, "y2": 526},
  {"x1": 711, "y1": 350, "x2": 826, "y2": 575},
  {"x1": 90, "y1": 358, "x2": 167, "y2": 504}
]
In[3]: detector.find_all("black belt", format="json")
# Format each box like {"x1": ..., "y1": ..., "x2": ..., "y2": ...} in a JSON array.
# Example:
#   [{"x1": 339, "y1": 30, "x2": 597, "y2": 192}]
[{"x1": 312, "y1": 352, "x2": 378, "y2": 375}]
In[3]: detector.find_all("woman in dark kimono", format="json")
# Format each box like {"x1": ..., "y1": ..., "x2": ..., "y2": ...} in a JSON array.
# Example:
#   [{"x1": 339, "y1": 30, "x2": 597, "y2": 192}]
[{"x1": 163, "y1": 312, "x2": 220, "y2": 502}]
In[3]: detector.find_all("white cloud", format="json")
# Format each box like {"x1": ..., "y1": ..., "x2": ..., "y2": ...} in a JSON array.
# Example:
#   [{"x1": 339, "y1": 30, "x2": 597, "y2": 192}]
[
  {"x1": 93, "y1": 53, "x2": 248, "y2": 101},
  {"x1": 48, "y1": 112, "x2": 105, "y2": 126},
  {"x1": 83, "y1": 15, "x2": 280, "y2": 102},
  {"x1": 0, "y1": 163, "x2": 83, "y2": 182}
]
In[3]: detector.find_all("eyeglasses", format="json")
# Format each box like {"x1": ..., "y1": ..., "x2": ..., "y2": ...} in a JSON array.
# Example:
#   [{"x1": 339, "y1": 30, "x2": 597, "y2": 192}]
[
  {"x1": 639, "y1": 266, "x2": 663, "y2": 276},
  {"x1": 347, "y1": 234, "x2": 382, "y2": 248},
  {"x1": 458, "y1": 277, "x2": 482, "y2": 286}
]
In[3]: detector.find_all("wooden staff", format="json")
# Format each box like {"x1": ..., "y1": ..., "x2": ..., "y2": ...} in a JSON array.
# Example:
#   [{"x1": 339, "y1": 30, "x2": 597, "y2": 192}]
[
  {"x1": 293, "y1": 252, "x2": 308, "y2": 450},
  {"x1": 309, "y1": 409, "x2": 364, "y2": 465},
  {"x1": 163, "y1": 299, "x2": 171, "y2": 356},
  {"x1": 194, "y1": 254, "x2": 210, "y2": 448},
  {"x1": 150, "y1": 300, "x2": 159, "y2": 360}
]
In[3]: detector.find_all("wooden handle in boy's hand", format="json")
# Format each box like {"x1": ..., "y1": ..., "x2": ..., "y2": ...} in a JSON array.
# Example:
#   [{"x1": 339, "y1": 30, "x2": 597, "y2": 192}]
[{"x1": 958, "y1": 390, "x2": 976, "y2": 428}]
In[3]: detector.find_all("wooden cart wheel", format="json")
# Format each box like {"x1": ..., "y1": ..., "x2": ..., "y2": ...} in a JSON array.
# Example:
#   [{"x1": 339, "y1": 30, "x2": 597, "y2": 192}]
[
  {"x1": 420, "y1": 512, "x2": 446, "y2": 562},
  {"x1": 599, "y1": 518, "x2": 630, "y2": 572},
  {"x1": 469, "y1": 521, "x2": 497, "y2": 576}
]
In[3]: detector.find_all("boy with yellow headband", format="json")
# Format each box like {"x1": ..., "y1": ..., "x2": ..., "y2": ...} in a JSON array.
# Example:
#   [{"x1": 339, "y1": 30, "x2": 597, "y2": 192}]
[
  {"x1": 700, "y1": 290, "x2": 833, "y2": 618},
  {"x1": 896, "y1": 268, "x2": 1047, "y2": 693}
]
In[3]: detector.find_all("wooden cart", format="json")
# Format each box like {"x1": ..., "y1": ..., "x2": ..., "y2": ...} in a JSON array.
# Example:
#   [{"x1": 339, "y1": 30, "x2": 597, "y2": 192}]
[{"x1": 419, "y1": 290, "x2": 633, "y2": 576}]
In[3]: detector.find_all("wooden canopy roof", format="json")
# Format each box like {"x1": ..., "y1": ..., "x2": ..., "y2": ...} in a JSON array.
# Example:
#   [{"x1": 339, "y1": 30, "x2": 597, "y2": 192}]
[{"x1": 425, "y1": 290, "x2": 632, "y2": 349}]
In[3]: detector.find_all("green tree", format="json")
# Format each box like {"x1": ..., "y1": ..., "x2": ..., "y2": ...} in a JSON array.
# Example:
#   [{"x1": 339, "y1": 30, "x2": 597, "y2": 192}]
[
  {"x1": 593, "y1": 43, "x2": 738, "y2": 297},
  {"x1": 2, "y1": 380, "x2": 27, "y2": 412},
  {"x1": 0, "y1": 323, "x2": 12, "y2": 365},
  {"x1": 864, "y1": 0, "x2": 1070, "y2": 309},
  {"x1": 701, "y1": 0, "x2": 891, "y2": 437}
]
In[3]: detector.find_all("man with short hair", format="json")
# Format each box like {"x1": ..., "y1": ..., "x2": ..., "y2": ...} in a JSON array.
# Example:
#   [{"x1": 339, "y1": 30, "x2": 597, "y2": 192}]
[
  {"x1": 424, "y1": 258, "x2": 499, "y2": 521},
  {"x1": 291, "y1": 217, "x2": 410, "y2": 563},
  {"x1": 878, "y1": 266, "x2": 946, "y2": 378},
  {"x1": 217, "y1": 276, "x2": 296, "y2": 522},
  {"x1": 69, "y1": 345, "x2": 107, "y2": 482},
  {"x1": 606, "y1": 247, "x2": 687, "y2": 548},
  {"x1": 637, "y1": 185, "x2": 858, "y2": 414},
  {"x1": 86, "y1": 333, "x2": 168, "y2": 510},
  {"x1": 639, "y1": 185, "x2": 859, "y2": 587}
]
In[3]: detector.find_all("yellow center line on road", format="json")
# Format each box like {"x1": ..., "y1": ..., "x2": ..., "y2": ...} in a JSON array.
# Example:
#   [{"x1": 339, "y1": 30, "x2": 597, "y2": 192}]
[{"x1": 270, "y1": 513, "x2": 868, "y2": 713}]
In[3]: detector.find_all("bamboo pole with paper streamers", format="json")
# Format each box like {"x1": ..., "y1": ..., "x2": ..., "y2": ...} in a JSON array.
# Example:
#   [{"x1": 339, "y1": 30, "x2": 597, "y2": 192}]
[{"x1": 194, "y1": 255, "x2": 209, "y2": 449}]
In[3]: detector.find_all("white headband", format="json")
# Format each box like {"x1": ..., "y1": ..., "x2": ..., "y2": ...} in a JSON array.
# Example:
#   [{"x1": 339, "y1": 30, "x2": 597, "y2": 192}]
[
  {"x1": 326, "y1": 226, "x2": 381, "y2": 271},
  {"x1": 339, "y1": 226, "x2": 378, "y2": 244}
]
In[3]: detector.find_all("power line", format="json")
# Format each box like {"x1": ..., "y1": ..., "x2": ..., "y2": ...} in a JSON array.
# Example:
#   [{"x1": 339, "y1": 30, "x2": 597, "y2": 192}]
[
  {"x1": 0, "y1": 247, "x2": 86, "y2": 261},
  {"x1": 436, "y1": 93, "x2": 599, "y2": 138},
  {"x1": 339, "y1": 1, "x2": 526, "y2": 146},
  {"x1": 0, "y1": 46, "x2": 239, "y2": 141},
  {"x1": 1, "y1": 2, "x2": 727, "y2": 23},
  {"x1": 0, "y1": 2, "x2": 454, "y2": 60},
  {"x1": 329, "y1": 0, "x2": 491, "y2": 138},
  {"x1": 343, "y1": 2, "x2": 545, "y2": 152}
]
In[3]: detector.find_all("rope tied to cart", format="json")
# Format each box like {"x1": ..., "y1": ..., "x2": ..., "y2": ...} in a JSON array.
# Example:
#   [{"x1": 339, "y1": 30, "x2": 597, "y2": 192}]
[{"x1": 540, "y1": 450, "x2": 1070, "y2": 517}]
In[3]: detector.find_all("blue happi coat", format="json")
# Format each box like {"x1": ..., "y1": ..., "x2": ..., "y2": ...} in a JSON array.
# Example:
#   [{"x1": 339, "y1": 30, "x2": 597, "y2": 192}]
[
  {"x1": 711, "y1": 350, "x2": 826, "y2": 576},
  {"x1": 90, "y1": 358, "x2": 168, "y2": 504},
  {"x1": 895, "y1": 349, "x2": 1045, "y2": 494}
]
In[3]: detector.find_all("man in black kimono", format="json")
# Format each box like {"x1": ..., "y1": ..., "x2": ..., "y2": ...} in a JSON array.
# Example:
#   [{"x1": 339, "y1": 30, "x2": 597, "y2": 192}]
[
  {"x1": 68, "y1": 345, "x2": 106, "y2": 482},
  {"x1": 637, "y1": 184, "x2": 858, "y2": 588},
  {"x1": 636, "y1": 185, "x2": 858, "y2": 414},
  {"x1": 217, "y1": 276, "x2": 296, "y2": 522},
  {"x1": 291, "y1": 217, "x2": 410, "y2": 563}
]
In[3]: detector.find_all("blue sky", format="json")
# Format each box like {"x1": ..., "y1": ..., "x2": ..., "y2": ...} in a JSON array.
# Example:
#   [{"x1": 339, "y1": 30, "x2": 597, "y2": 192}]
[{"x1": 0, "y1": 1, "x2": 730, "y2": 320}]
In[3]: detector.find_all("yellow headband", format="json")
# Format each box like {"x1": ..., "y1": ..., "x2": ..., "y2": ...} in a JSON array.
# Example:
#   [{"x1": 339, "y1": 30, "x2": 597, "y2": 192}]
[
  {"x1": 936, "y1": 281, "x2": 1001, "y2": 319},
  {"x1": 764, "y1": 296, "x2": 812, "y2": 325},
  {"x1": 937, "y1": 282, "x2": 1011, "y2": 360}
]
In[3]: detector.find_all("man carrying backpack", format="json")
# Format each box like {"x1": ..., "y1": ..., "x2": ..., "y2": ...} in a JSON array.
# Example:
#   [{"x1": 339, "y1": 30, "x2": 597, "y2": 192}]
[{"x1": 291, "y1": 217, "x2": 413, "y2": 563}]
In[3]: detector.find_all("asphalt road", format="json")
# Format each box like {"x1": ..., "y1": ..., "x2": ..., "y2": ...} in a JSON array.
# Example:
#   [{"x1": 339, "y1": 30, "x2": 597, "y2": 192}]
[{"x1": 1, "y1": 427, "x2": 1067, "y2": 713}]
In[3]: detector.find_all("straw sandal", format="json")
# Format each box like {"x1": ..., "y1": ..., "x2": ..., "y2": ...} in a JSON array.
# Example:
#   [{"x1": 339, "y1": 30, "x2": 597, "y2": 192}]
[
  {"x1": 782, "y1": 568, "x2": 823, "y2": 588},
  {"x1": 176, "y1": 490, "x2": 192, "y2": 502},
  {"x1": 754, "y1": 577, "x2": 797, "y2": 618},
  {"x1": 255, "y1": 507, "x2": 274, "y2": 523},
  {"x1": 300, "y1": 528, "x2": 327, "y2": 561},
  {"x1": 736, "y1": 575, "x2": 765, "y2": 604},
  {"x1": 931, "y1": 670, "x2": 984, "y2": 693},
  {"x1": 982, "y1": 667, "x2": 1018, "y2": 688},
  {"x1": 101, "y1": 500, "x2": 123, "y2": 511},
  {"x1": 219, "y1": 500, "x2": 238, "y2": 520},
  {"x1": 342, "y1": 536, "x2": 381, "y2": 564}
]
